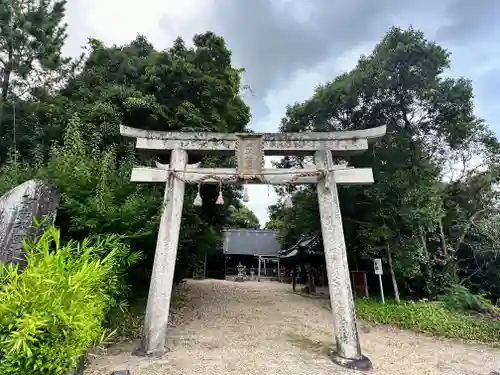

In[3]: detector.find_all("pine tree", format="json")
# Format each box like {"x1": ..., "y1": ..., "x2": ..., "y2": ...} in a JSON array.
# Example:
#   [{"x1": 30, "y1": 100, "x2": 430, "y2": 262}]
[{"x1": 0, "y1": 0, "x2": 68, "y2": 131}]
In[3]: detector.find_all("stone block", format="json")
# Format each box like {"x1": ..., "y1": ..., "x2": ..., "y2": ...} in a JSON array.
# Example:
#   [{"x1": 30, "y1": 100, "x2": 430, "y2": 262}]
[{"x1": 0, "y1": 180, "x2": 60, "y2": 268}]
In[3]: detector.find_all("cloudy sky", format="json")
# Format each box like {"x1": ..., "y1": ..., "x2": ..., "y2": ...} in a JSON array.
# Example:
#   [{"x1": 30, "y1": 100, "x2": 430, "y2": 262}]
[{"x1": 63, "y1": 0, "x2": 500, "y2": 227}]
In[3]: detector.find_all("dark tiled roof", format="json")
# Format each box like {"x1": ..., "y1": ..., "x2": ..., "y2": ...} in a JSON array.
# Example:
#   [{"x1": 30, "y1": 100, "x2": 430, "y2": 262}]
[
  {"x1": 279, "y1": 232, "x2": 322, "y2": 258},
  {"x1": 222, "y1": 229, "x2": 281, "y2": 256}
]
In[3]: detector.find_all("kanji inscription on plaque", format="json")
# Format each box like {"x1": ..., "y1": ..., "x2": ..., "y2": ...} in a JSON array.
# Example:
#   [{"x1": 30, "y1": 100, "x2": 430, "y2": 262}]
[{"x1": 236, "y1": 135, "x2": 264, "y2": 178}]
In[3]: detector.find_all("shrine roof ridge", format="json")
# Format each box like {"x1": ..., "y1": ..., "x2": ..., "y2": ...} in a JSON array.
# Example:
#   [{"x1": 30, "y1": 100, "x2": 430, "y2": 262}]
[
  {"x1": 222, "y1": 228, "x2": 279, "y2": 233},
  {"x1": 120, "y1": 125, "x2": 386, "y2": 143}
]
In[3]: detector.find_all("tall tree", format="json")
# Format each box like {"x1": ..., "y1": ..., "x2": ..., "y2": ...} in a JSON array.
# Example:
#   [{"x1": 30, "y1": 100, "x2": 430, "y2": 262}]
[
  {"x1": 0, "y1": 32, "x2": 252, "y2": 285},
  {"x1": 0, "y1": 0, "x2": 68, "y2": 97},
  {"x1": 274, "y1": 27, "x2": 500, "y2": 298},
  {"x1": 0, "y1": 0, "x2": 68, "y2": 137},
  {"x1": 226, "y1": 204, "x2": 260, "y2": 229}
]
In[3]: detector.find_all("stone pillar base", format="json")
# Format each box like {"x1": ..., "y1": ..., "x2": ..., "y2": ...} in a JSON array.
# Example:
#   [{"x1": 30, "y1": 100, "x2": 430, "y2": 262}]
[
  {"x1": 132, "y1": 345, "x2": 170, "y2": 357},
  {"x1": 329, "y1": 349, "x2": 373, "y2": 371}
]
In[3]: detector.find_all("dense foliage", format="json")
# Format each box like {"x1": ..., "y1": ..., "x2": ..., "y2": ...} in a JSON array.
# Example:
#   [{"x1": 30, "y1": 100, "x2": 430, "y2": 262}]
[
  {"x1": 0, "y1": 226, "x2": 138, "y2": 375},
  {"x1": 268, "y1": 27, "x2": 500, "y2": 306},
  {"x1": 356, "y1": 298, "x2": 500, "y2": 345},
  {"x1": 0, "y1": 27, "x2": 255, "y2": 287}
]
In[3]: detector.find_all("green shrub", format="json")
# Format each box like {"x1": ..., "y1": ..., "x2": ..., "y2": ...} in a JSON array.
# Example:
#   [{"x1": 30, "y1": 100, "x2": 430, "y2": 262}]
[
  {"x1": 356, "y1": 298, "x2": 500, "y2": 345},
  {"x1": 108, "y1": 281, "x2": 189, "y2": 342},
  {"x1": 0, "y1": 226, "x2": 139, "y2": 375},
  {"x1": 439, "y1": 284, "x2": 496, "y2": 313}
]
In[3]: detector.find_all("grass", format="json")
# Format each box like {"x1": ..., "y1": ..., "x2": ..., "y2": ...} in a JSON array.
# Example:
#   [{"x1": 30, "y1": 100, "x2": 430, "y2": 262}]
[{"x1": 355, "y1": 298, "x2": 500, "y2": 346}]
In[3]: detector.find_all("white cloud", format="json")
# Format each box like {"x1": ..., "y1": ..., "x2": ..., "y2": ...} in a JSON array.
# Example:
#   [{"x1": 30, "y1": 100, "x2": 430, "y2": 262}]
[
  {"x1": 63, "y1": 0, "x2": 211, "y2": 56},
  {"x1": 269, "y1": 0, "x2": 316, "y2": 23}
]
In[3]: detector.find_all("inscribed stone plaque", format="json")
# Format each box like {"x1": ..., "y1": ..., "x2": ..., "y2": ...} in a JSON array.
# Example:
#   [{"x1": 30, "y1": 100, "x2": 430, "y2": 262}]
[{"x1": 236, "y1": 135, "x2": 264, "y2": 178}]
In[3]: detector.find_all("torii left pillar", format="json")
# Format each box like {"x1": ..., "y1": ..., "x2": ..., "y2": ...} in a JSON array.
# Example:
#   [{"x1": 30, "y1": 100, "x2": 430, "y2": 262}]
[{"x1": 141, "y1": 148, "x2": 187, "y2": 355}]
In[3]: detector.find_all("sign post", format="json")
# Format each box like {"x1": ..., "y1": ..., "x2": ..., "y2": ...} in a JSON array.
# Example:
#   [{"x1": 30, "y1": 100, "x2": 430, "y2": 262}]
[{"x1": 373, "y1": 258, "x2": 385, "y2": 304}]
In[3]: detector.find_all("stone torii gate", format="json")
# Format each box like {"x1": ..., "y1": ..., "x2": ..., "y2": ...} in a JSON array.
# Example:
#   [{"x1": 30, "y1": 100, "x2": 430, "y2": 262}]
[{"x1": 121, "y1": 124, "x2": 386, "y2": 371}]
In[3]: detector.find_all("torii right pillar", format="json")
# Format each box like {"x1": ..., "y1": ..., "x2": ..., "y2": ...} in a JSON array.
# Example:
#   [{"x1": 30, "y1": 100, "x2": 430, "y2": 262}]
[{"x1": 315, "y1": 149, "x2": 372, "y2": 371}]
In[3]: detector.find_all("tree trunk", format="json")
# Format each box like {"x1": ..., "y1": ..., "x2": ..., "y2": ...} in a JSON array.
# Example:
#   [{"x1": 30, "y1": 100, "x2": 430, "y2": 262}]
[
  {"x1": 448, "y1": 210, "x2": 487, "y2": 284},
  {"x1": 420, "y1": 228, "x2": 433, "y2": 296},
  {"x1": 0, "y1": 50, "x2": 13, "y2": 133},
  {"x1": 292, "y1": 265, "x2": 297, "y2": 292},
  {"x1": 386, "y1": 245, "x2": 400, "y2": 303},
  {"x1": 1, "y1": 67, "x2": 11, "y2": 100},
  {"x1": 438, "y1": 219, "x2": 447, "y2": 256},
  {"x1": 0, "y1": 68, "x2": 10, "y2": 134}
]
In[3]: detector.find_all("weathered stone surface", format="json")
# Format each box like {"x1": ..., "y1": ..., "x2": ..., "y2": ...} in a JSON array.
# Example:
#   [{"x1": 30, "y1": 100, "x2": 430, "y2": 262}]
[
  {"x1": 141, "y1": 148, "x2": 187, "y2": 355},
  {"x1": 121, "y1": 124, "x2": 386, "y2": 156},
  {"x1": 130, "y1": 166, "x2": 374, "y2": 185},
  {"x1": 120, "y1": 124, "x2": 386, "y2": 142},
  {"x1": 315, "y1": 149, "x2": 370, "y2": 368},
  {"x1": 0, "y1": 180, "x2": 60, "y2": 267}
]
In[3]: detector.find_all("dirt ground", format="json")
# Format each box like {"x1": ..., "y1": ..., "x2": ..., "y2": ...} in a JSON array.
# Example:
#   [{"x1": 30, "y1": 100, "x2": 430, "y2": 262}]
[{"x1": 87, "y1": 279, "x2": 500, "y2": 375}]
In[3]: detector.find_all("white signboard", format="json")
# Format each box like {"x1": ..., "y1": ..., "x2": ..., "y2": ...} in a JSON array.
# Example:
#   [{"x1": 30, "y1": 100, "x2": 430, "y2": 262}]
[{"x1": 373, "y1": 258, "x2": 383, "y2": 275}]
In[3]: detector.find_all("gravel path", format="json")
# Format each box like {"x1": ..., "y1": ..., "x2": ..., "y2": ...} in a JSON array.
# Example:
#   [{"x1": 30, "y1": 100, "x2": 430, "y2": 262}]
[{"x1": 87, "y1": 279, "x2": 500, "y2": 375}]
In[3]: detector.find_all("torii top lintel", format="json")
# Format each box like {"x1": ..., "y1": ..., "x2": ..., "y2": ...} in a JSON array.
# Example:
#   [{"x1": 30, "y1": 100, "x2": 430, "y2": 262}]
[{"x1": 120, "y1": 125, "x2": 386, "y2": 157}]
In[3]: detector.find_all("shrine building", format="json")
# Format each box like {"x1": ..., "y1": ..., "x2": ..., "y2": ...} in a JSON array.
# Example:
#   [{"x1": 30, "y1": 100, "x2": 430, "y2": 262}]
[{"x1": 222, "y1": 229, "x2": 282, "y2": 281}]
